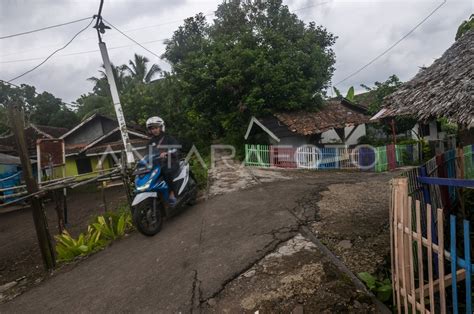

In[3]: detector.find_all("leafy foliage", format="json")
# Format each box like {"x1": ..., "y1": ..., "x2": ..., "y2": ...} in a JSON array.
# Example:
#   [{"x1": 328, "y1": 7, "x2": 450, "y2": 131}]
[
  {"x1": 358, "y1": 272, "x2": 393, "y2": 303},
  {"x1": 161, "y1": 0, "x2": 336, "y2": 147},
  {"x1": 456, "y1": 14, "x2": 473, "y2": 41},
  {"x1": 333, "y1": 86, "x2": 355, "y2": 101},
  {"x1": 361, "y1": 75, "x2": 417, "y2": 138},
  {"x1": 189, "y1": 155, "x2": 210, "y2": 189},
  {"x1": 360, "y1": 75, "x2": 402, "y2": 115},
  {"x1": 55, "y1": 227, "x2": 105, "y2": 262},
  {"x1": 55, "y1": 210, "x2": 133, "y2": 262},
  {"x1": 345, "y1": 86, "x2": 355, "y2": 102},
  {"x1": 0, "y1": 81, "x2": 79, "y2": 131},
  {"x1": 91, "y1": 210, "x2": 132, "y2": 240}
]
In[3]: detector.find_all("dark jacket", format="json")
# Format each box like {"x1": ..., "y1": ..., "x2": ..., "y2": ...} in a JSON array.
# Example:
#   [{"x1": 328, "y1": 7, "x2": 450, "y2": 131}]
[{"x1": 148, "y1": 133, "x2": 181, "y2": 162}]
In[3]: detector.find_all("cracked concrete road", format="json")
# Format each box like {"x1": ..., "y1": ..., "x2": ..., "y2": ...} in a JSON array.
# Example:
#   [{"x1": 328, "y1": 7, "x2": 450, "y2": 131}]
[
  {"x1": 0, "y1": 174, "x2": 316, "y2": 313},
  {"x1": 0, "y1": 169, "x2": 392, "y2": 313}
]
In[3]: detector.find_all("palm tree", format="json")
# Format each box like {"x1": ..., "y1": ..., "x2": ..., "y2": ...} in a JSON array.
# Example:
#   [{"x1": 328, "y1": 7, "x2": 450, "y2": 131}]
[
  {"x1": 124, "y1": 54, "x2": 161, "y2": 83},
  {"x1": 87, "y1": 63, "x2": 129, "y2": 96}
]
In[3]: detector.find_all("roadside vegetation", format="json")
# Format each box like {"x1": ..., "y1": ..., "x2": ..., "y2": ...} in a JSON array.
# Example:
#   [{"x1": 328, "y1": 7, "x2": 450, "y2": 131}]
[{"x1": 55, "y1": 206, "x2": 133, "y2": 262}]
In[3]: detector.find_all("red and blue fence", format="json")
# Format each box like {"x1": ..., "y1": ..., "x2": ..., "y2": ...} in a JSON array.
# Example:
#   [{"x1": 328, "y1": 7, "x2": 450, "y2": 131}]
[{"x1": 394, "y1": 145, "x2": 474, "y2": 313}]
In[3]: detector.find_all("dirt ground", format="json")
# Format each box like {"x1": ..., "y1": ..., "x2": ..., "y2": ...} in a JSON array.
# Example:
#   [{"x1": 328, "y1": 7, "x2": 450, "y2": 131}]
[
  {"x1": 311, "y1": 171, "x2": 403, "y2": 277},
  {"x1": 0, "y1": 184, "x2": 128, "y2": 299},
  {"x1": 203, "y1": 234, "x2": 376, "y2": 313}
]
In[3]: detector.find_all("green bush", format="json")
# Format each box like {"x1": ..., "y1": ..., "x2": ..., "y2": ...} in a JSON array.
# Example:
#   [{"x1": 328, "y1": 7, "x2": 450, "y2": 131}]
[
  {"x1": 358, "y1": 272, "x2": 392, "y2": 303},
  {"x1": 189, "y1": 155, "x2": 209, "y2": 189},
  {"x1": 55, "y1": 210, "x2": 133, "y2": 262},
  {"x1": 55, "y1": 227, "x2": 105, "y2": 262}
]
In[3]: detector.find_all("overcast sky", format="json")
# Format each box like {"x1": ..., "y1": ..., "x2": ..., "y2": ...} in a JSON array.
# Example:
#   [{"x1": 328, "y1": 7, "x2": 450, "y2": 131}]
[{"x1": 0, "y1": 0, "x2": 471, "y2": 104}]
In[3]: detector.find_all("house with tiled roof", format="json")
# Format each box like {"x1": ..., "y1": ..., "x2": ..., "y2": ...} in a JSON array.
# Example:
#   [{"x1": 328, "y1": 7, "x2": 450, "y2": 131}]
[{"x1": 244, "y1": 98, "x2": 371, "y2": 147}]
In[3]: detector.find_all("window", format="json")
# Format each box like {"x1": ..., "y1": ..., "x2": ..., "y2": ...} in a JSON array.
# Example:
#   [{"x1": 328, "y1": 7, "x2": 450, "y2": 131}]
[
  {"x1": 76, "y1": 158, "x2": 92, "y2": 174},
  {"x1": 421, "y1": 124, "x2": 430, "y2": 137}
]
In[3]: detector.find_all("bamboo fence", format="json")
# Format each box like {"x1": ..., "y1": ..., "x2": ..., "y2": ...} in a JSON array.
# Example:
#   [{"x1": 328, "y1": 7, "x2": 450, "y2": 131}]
[{"x1": 391, "y1": 177, "x2": 473, "y2": 313}]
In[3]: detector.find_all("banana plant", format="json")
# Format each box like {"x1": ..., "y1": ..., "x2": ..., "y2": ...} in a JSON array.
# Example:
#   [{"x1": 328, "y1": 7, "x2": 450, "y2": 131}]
[{"x1": 333, "y1": 86, "x2": 355, "y2": 102}]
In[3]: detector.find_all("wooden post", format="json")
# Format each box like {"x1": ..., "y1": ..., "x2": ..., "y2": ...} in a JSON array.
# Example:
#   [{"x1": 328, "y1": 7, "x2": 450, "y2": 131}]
[
  {"x1": 7, "y1": 102, "x2": 55, "y2": 270},
  {"x1": 391, "y1": 118, "x2": 397, "y2": 145},
  {"x1": 120, "y1": 150, "x2": 133, "y2": 207},
  {"x1": 61, "y1": 140, "x2": 68, "y2": 225},
  {"x1": 98, "y1": 159, "x2": 107, "y2": 212}
]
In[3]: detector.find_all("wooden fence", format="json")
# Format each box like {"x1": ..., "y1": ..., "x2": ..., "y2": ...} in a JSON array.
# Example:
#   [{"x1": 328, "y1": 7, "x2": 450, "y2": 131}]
[
  {"x1": 391, "y1": 177, "x2": 473, "y2": 313},
  {"x1": 245, "y1": 143, "x2": 417, "y2": 171}
]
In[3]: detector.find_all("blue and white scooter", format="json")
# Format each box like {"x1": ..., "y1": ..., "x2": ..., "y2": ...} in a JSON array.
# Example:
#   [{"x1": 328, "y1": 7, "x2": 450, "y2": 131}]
[{"x1": 131, "y1": 154, "x2": 197, "y2": 236}]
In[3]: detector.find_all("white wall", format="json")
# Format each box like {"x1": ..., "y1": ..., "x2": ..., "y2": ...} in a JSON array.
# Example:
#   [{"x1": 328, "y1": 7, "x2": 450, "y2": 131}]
[
  {"x1": 411, "y1": 121, "x2": 445, "y2": 141},
  {"x1": 320, "y1": 124, "x2": 367, "y2": 146}
]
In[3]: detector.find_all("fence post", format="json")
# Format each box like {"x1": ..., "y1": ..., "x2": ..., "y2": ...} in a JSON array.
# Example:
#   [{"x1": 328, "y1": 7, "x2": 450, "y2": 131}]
[
  {"x1": 450, "y1": 215, "x2": 458, "y2": 314},
  {"x1": 436, "y1": 154, "x2": 450, "y2": 210},
  {"x1": 464, "y1": 220, "x2": 472, "y2": 314},
  {"x1": 420, "y1": 166, "x2": 431, "y2": 205}
]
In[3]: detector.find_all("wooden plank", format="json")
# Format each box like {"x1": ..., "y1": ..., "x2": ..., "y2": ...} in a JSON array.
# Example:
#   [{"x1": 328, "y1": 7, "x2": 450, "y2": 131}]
[
  {"x1": 415, "y1": 269, "x2": 465, "y2": 297},
  {"x1": 399, "y1": 288, "x2": 432, "y2": 314},
  {"x1": 408, "y1": 196, "x2": 417, "y2": 312},
  {"x1": 437, "y1": 208, "x2": 446, "y2": 314},
  {"x1": 389, "y1": 179, "x2": 396, "y2": 308},
  {"x1": 427, "y1": 204, "x2": 435, "y2": 313},
  {"x1": 392, "y1": 179, "x2": 402, "y2": 313},
  {"x1": 456, "y1": 147, "x2": 465, "y2": 179},
  {"x1": 415, "y1": 200, "x2": 426, "y2": 313},
  {"x1": 400, "y1": 177, "x2": 410, "y2": 313}
]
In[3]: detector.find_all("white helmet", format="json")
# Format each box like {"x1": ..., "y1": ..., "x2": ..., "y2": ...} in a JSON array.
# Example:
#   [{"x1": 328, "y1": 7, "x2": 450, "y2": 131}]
[{"x1": 146, "y1": 116, "x2": 165, "y2": 132}]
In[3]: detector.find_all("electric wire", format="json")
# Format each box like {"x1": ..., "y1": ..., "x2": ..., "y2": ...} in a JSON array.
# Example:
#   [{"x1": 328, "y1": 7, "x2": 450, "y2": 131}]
[
  {"x1": 1, "y1": 2, "x2": 324, "y2": 62},
  {"x1": 0, "y1": 12, "x2": 215, "y2": 58},
  {"x1": 0, "y1": 17, "x2": 93, "y2": 40},
  {"x1": 333, "y1": 0, "x2": 447, "y2": 87},
  {"x1": 7, "y1": 17, "x2": 95, "y2": 83},
  {"x1": 0, "y1": 38, "x2": 168, "y2": 64},
  {"x1": 102, "y1": 18, "x2": 160, "y2": 59}
]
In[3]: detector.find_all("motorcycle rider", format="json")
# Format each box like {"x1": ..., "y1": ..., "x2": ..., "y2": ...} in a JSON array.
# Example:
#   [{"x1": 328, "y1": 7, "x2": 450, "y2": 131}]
[{"x1": 146, "y1": 116, "x2": 180, "y2": 207}]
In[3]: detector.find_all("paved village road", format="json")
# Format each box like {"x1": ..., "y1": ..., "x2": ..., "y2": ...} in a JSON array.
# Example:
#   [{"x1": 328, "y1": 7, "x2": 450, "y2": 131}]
[{"x1": 0, "y1": 172, "x2": 381, "y2": 313}]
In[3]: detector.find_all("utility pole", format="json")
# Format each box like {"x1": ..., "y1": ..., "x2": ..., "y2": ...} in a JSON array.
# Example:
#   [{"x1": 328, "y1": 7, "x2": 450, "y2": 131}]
[
  {"x1": 7, "y1": 102, "x2": 56, "y2": 270},
  {"x1": 94, "y1": 0, "x2": 134, "y2": 166}
]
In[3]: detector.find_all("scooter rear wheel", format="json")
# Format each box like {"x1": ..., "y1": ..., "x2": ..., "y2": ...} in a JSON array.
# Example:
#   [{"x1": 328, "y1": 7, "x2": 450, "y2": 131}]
[{"x1": 133, "y1": 199, "x2": 163, "y2": 236}]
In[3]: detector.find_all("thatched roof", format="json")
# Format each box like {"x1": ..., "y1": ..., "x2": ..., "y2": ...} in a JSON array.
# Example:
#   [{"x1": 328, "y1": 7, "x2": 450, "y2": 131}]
[{"x1": 378, "y1": 29, "x2": 474, "y2": 126}]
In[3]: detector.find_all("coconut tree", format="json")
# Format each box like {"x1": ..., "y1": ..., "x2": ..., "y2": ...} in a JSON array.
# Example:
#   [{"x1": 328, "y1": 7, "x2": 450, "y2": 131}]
[
  {"x1": 87, "y1": 63, "x2": 129, "y2": 96},
  {"x1": 123, "y1": 53, "x2": 161, "y2": 83}
]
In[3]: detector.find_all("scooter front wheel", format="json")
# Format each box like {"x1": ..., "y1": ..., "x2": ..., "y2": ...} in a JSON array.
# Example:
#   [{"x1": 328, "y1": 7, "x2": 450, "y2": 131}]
[{"x1": 132, "y1": 199, "x2": 163, "y2": 236}]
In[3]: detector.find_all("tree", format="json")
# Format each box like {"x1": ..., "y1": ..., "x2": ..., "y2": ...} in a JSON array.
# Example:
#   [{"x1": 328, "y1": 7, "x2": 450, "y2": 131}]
[
  {"x1": 456, "y1": 14, "x2": 473, "y2": 40},
  {"x1": 123, "y1": 54, "x2": 161, "y2": 83},
  {"x1": 87, "y1": 63, "x2": 130, "y2": 97},
  {"x1": 361, "y1": 75, "x2": 416, "y2": 137},
  {"x1": 0, "y1": 82, "x2": 78, "y2": 129},
  {"x1": 163, "y1": 0, "x2": 336, "y2": 146},
  {"x1": 75, "y1": 94, "x2": 115, "y2": 120},
  {"x1": 361, "y1": 75, "x2": 403, "y2": 115}
]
